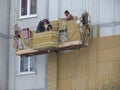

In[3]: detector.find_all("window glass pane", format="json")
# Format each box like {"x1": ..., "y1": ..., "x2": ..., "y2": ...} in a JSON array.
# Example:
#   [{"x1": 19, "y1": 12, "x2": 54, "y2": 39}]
[
  {"x1": 20, "y1": 56, "x2": 28, "y2": 72},
  {"x1": 30, "y1": 0, "x2": 37, "y2": 14},
  {"x1": 21, "y1": 0, "x2": 27, "y2": 16},
  {"x1": 30, "y1": 56, "x2": 36, "y2": 71}
]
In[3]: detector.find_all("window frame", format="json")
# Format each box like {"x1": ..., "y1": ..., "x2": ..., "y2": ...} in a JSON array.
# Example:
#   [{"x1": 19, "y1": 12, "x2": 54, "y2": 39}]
[
  {"x1": 19, "y1": 0, "x2": 37, "y2": 19},
  {"x1": 17, "y1": 56, "x2": 36, "y2": 75}
]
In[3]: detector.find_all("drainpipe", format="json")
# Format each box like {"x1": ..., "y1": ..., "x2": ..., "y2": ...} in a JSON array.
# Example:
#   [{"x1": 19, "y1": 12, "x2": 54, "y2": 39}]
[
  {"x1": 7, "y1": 0, "x2": 11, "y2": 89},
  {"x1": 45, "y1": 1, "x2": 49, "y2": 90}
]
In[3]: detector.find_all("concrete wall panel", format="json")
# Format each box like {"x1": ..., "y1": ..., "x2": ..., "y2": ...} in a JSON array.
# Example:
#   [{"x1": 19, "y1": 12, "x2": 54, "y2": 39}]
[
  {"x1": 115, "y1": 25, "x2": 120, "y2": 35},
  {"x1": 9, "y1": 0, "x2": 48, "y2": 89},
  {"x1": 12, "y1": 55, "x2": 47, "y2": 90},
  {"x1": 0, "y1": 0, "x2": 9, "y2": 90},
  {"x1": 10, "y1": 0, "x2": 47, "y2": 30},
  {"x1": 0, "y1": 0, "x2": 9, "y2": 35},
  {"x1": 49, "y1": 0, "x2": 59, "y2": 20},
  {"x1": 115, "y1": 0, "x2": 120, "y2": 22},
  {"x1": 0, "y1": 38, "x2": 8, "y2": 90},
  {"x1": 100, "y1": 26, "x2": 115, "y2": 37},
  {"x1": 99, "y1": 0, "x2": 114, "y2": 23}
]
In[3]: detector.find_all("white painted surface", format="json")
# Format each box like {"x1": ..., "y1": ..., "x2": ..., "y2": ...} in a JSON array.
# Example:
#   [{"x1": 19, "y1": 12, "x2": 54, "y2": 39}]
[
  {"x1": 115, "y1": 25, "x2": 120, "y2": 35},
  {"x1": 0, "y1": 0, "x2": 9, "y2": 90},
  {"x1": 0, "y1": 0, "x2": 9, "y2": 34},
  {"x1": 49, "y1": 0, "x2": 59, "y2": 20},
  {"x1": 100, "y1": 26, "x2": 115, "y2": 37},
  {"x1": 100, "y1": 25, "x2": 120, "y2": 37},
  {"x1": 9, "y1": 0, "x2": 48, "y2": 90},
  {"x1": 15, "y1": 55, "x2": 47, "y2": 90},
  {"x1": 115, "y1": 0, "x2": 120, "y2": 22},
  {"x1": 99, "y1": 0, "x2": 115, "y2": 23},
  {"x1": 0, "y1": 38, "x2": 8, "y2": 90},
  {"x1": 9, "y1": 52, "x2": 47, "y2": 90}
]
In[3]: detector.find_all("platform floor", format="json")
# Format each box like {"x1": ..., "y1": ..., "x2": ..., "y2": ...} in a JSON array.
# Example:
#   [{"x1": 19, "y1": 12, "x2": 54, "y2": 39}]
[{"x1": 16, "y1": 40, "x2": 83, "y2": 56}]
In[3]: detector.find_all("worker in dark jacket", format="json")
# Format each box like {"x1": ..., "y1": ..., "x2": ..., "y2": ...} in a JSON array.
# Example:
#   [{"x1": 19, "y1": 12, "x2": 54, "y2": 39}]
[{"x1": 36, "y1": 19, "x2": 52, "y2": 33}]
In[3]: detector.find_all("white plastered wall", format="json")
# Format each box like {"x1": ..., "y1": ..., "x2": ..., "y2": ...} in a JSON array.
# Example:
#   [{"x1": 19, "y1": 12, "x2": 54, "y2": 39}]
[
  {"x1": 49, "y1": 0, "x2": 120, "y2": 37},
  {"x1": 9, "y1": 0, "x2": 48, "y2": 90}
]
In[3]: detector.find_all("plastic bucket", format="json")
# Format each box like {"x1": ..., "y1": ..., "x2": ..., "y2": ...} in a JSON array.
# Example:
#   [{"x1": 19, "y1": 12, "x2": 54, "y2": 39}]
[{"x1": 22, "y1": 28, "x2": 29, "y2": 39}]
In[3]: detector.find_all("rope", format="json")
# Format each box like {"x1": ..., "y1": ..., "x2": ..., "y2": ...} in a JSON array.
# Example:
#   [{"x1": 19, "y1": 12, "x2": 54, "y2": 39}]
[{"x1": 68, "y1": 24, "x2": 81, "y2": 41}]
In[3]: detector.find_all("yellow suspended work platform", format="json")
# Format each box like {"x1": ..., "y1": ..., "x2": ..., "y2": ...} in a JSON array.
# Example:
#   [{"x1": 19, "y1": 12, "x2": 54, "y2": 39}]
[{"x1": 14, "y1": 18, "x2": 93, "y2": 56}]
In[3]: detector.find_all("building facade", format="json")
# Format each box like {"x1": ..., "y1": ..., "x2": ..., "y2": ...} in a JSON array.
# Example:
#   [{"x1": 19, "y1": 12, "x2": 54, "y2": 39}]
[
  {"x1": 0, "y1": 0, "x2": 10, "y2": 90},
  {"x1": 0, "y1": 0, "x2": 120, "y2": 90}
]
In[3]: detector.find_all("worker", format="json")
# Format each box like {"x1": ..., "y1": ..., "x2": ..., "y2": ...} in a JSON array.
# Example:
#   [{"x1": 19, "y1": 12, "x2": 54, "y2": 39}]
[
  {"x1": 36, "y1": 19, "x2": 52, "y2": 33},
  {"x1": 58, "y1": 10, "x2": 73, "y2": 42},
  {"x1": 61, "y1": 10, "x2": 74, "y2": 20}
]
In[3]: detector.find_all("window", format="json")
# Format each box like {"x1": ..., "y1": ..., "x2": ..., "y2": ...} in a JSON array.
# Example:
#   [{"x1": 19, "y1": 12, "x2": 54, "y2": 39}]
[
  {"x1": 17, "y1": 56, "x2": 36, "y2": 75},
  {"x1": 19, "y1": 0, "x2": 37, "y2": 19}
]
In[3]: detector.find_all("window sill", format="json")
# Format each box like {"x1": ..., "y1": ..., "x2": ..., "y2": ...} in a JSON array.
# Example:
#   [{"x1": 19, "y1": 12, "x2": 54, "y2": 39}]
[
  {"x1": 16, "y1": 72, "x2": 36, "y2": 76},
  {"x1": 18, "y1": 14, "x2": 38, "y2": 20}
]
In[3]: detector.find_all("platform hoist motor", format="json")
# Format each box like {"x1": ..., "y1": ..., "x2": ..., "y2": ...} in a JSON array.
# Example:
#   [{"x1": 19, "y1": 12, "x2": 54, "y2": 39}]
[{"x1": 79, "y1": 10, "x2": 93, "y2": 46}]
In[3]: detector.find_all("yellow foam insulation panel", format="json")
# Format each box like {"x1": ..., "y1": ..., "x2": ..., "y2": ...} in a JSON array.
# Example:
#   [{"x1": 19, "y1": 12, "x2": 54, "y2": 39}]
[
  {"x1": 48, "y1": 35, "x2": 120, "y2": 90},
  {"x1": 59, "y1": 40, "x2": 82, "y2": 48},
  {"x1": 58, "y1": 20, "x2": 81, "y2": 42},
  {"x1": 16, "y1": 48, "x2": 39, "y2": 55},
  {"x1": 50, "y1": 20, "x2": 59, "y2": 31},
  {"x1": 67, "y1": 20, "x2": 81, "y2": 41},
  {"x1": 31, "y1": 31, "x2": 59, "y2": 49}
]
